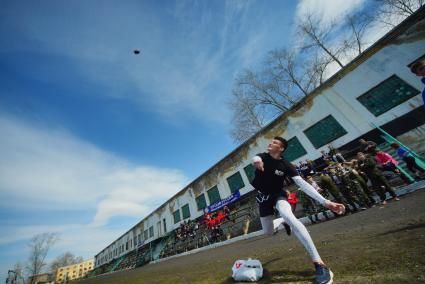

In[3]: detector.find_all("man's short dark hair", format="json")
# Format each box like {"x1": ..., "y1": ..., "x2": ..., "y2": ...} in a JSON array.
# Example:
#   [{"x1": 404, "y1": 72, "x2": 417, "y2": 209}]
[
  {"x1": 390, "y1": 143, "x2": 400, "y2": 149},
  {"x1": 274, "y1": 136, "x2": 288, "y2": 151},
  {"x1": 410, "y1": 60, "x2": 425, "y2": 74}
]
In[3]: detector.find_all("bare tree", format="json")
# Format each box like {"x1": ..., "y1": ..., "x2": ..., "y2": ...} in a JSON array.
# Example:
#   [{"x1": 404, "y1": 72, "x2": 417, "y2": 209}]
[
  {"x1": 237, "y1": 69, "x2": 294, "y2": 112},
  {"x1": 229, "y1": 47, "x2": 331, "y2": 143},
  {"x1": 229, "y1": 76, "x2": 266, "y2": 143},
  {"x1": 378, "y1": 0, "x2": 424, "y2": 16},
  {"x1": 376, "y1": 0, "x2": 424, "y2": 27},
  {"x1": 50, "y1": 252, "x2": 83, "y2": 276},
  {"x1": 306, "y1": 52, "x2": 334, "y2": 85},
  {"x1": 266, "y1": 48, "x2": 320, "y2": 96},
  {"x1": 26, "y1": 233, "x2": 59, "y2": 284},
  {"x1": 297, "y1": 13, "x2": 345, "y2": 68},
  {"x1": 344, "y1": 11, "x2": 374, "y2": 55}
]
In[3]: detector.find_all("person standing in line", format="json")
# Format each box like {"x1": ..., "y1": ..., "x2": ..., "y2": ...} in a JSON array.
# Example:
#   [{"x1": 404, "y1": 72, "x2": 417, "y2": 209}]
[
  {"x1": 375, "y1": 150, "x2": 411, "y2": 184},
  {"x1": 299, "y1": 188, "x2": 320, "y2": 224},
  {"x1": 306, "y1": 175, "x2": 331, "y2": 221},
  {"x1": 391, "y1": 143, "x2": 425, "y2": 180},
  {"x1": 328, "y1": 167, "x2": 357, "y2": 213},
  {"x1": 347, "y1": 160, "x2": 378, "y2": 206},
  {"x1": 337, "y1": 163, "x2": 372, "y2": 209},
  {"x1": 251, "y1": 137, "x2": 345, "y2": 284},
  {"x1": 319, "y1": 171, "x2": 347, "y2": 206},
  {"x1": 357, "y1": 152, "x2": 400, "y2": 205},
  {"x1": 358, "y1": 139, "x2": 378, "y2": 155}
]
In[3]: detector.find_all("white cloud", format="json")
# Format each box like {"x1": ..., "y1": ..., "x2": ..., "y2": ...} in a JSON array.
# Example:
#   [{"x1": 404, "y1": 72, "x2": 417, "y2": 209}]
[
  {"x1": 1, "y1": 1, "x2": 279, "y2": 128},
  {"x1": 0, "y1": 114, "x2": 189, "y2": 224},
  {"x1": 0, "y1": 114, "x2": 191, "y2": 279},
  {"x1": 1, "y1": 1, "x2": 238, "y2": 125},
  {"x1": 295, "y1": 0, "x2": 367, "y2": 26}
]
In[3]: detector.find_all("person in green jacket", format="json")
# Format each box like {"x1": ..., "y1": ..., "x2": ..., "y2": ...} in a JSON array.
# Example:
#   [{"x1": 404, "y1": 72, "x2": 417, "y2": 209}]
[
  {"x1": 318, "y1": 171, "x2": 349, "y2": 214},
  {"x1": 347, "y1": 159, "x2": 377, "y2": 205},
  {"x1": 357, "y1": 152, "x2": 400, "y2": 205},
  {"x1": 336, "y1": 163, "x2": 373, "y2": 209}
]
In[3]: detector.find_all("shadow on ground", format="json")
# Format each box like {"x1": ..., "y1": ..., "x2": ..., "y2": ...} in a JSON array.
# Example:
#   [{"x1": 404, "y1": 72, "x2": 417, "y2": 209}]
[
  {"x1": 376, "y1": 221, "x2": 425, "y2": 236},
  {"x1": 220, "y1": 268, "x2": 314, "y2": 283}
]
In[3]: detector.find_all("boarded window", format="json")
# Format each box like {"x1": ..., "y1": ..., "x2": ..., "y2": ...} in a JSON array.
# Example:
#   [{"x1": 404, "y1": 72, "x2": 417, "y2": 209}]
[
  {"x1": 182, "y1": 204, "x2": 190, "y2": 219},
  {"x1": 227, "y1": 172, "x2": 245, "y2": 193},
  {"x1": 173, "y1": 209, "x2": 181, "y2": 224},
  {"x1": 196, "y1": 194, "x2": 207, "y2": 211},
  {"x1": 304, "y1": 115, "x2": 347, "y2": 149},
  {"x1": 357, "y1": 75, "x2": 419, "y2": 116},
  {"x1": 207, "y1": 186, "x2": 221, "y2": 205},
  {"x1": 282, "y1": 136, "x2": 307, "y2": 161},
  {"x1": 244, "y1": 164, "x2": 256, "y2": 183},
  {"x1": 149, "y1": 226, "x2": 154, "y2": 238}
]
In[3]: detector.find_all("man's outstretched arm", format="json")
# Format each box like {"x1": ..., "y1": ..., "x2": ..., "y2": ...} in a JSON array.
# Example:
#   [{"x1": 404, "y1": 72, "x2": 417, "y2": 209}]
[{"x1": 292, "y1": 176, "x2": 345, "y2": 215}]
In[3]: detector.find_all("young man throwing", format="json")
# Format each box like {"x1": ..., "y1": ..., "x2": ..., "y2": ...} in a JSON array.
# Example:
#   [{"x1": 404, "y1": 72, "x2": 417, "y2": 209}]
[{"x1": 251, "y1": 137, "x2": 345, "y2": 284}]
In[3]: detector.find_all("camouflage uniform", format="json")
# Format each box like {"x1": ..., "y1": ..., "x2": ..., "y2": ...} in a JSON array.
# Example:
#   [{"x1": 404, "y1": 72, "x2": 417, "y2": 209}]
[
  {"x1": 298, "y1": 190, "x2": 320, "y2": 223},
  {"x1": 310, "y1": 179, "x2": 332, "y2": 220},
  {"x1": 319, "y1": 173, "x2": 346, "y2": 205},
  {"x1": 340, "y1": 168, "x2": 373, "y2": 208},
  {"x1": 299, "y1": 178, "x2": 331, "y2": 222},
  {"x1": 351, "y1": 170, "x2": 377, "y2": 205},
  {"x1": 358, "y1": 157, "x2": 397, "y2": 202},
  {"x1": 328, "y1": 170, "x2": 357, "y2": 212},
  {"x1": 333, "y1": 169, "x2": 361, "y2": 211}
]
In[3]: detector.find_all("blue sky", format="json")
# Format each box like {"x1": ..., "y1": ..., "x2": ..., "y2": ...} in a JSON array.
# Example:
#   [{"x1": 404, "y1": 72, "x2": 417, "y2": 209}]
[{"x1": 0, "y1": 0, "x2": 374, "y2": 280}]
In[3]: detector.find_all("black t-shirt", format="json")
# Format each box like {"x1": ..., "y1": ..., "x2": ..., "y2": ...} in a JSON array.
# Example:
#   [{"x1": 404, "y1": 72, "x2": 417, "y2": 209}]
[{"x1": 250, "y1": 152, "x2": 298, "y2": 194}]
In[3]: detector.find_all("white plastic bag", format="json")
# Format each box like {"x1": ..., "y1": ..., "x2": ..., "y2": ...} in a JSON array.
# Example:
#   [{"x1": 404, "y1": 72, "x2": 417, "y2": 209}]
[{"x1": 231, "y1": 259, "x2": 263, "y2": 282}]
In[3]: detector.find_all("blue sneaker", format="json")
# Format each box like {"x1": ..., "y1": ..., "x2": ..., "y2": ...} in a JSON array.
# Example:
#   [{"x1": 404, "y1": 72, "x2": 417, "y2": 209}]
[{"x1": 314, "y1": 263, "x2": 334, "y2": 284}]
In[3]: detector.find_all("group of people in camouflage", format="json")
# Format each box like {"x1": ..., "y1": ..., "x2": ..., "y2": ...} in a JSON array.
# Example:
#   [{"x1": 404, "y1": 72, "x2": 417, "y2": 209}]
[{"x1": 296, "y1": 139, "x2": 424, "y2": 223}]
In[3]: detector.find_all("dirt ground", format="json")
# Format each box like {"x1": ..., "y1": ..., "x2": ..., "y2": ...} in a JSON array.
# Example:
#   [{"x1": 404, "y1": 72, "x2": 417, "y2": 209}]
[{"x1": 79, "y1": 188, "x2": 425, "y2": 284}]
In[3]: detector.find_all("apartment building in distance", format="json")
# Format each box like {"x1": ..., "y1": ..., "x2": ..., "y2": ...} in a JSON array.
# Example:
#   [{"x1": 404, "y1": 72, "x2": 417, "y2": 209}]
[{"x1": 55, "y1": 259, "x2": 94, "y2": 283}]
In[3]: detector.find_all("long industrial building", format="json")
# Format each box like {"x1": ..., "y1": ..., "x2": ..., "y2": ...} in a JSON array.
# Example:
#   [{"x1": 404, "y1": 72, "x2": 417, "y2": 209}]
[{"x1": 93, "y1": 8, "x2": 425, "y2": 271}]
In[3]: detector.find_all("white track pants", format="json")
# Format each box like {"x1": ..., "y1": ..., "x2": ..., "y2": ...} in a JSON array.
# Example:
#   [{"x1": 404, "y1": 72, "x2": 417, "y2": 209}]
[{"x1": 260, "y1": 199, "x2": 322, "y2": 262}]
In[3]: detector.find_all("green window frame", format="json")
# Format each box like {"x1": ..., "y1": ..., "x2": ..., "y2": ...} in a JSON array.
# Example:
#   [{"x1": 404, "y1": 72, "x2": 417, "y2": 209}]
[
  {"x1": 227, "y1": 172, "x2": 245, "y2": 193},
  {"x1": 282, "y1": 136, "x2": 307, "y2": 162},
  {"x1": 303, "y1": 115, "x2": 347, "y2": 149},
  {"x1": 143, "y1": 230, "x2": 148, "y2": 240},
  {"x1": 207, "y1": 186, "x2": 221, "y2": 205},
  {"x1": 357, "y1": 75, "x2": 419, "y2": 116},
  {"x1": 243, "y1": 164, "x2": 256, "y2": 183},
  {"x1": 149, "y1": 226, "x2": 154, "y2": 238},
  {"x1": 173, "y1": 209, "x2": 181, "y2": 224},
  {"x1": 181, "y1": 204, "x2": 190, "y2": 219},
  {"x1": 196, "y1": 194, "x2": 207, "y2": 211}
]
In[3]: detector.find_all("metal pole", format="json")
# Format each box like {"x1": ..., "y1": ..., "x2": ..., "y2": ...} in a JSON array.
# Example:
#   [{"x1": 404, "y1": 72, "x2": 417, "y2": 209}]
[
  {"x1": 372, "y1": 123, "x2": 425, "y2": 161},
  {"x1": 372, "y1": 122, "x2": 425, "y2": 175}
]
